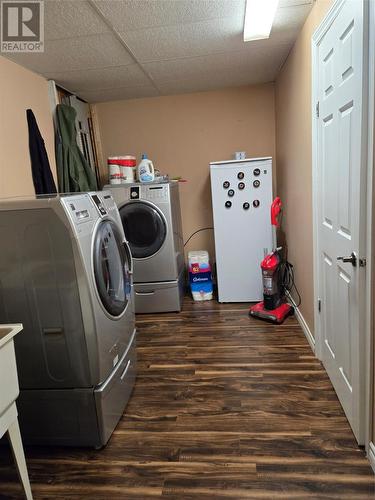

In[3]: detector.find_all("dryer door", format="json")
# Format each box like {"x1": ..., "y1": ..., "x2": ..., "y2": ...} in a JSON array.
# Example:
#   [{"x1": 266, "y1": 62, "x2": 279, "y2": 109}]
[
  {"x1": 93, "y1": 220, "x2": 131, "y2": 317},
  {"x1": 119, "y1": 201, "x2": 167, "y2": 259}
]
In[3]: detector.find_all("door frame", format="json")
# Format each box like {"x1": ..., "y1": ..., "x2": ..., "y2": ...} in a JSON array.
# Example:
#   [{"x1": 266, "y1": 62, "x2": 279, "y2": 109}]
[
  {"x1": 365, "y1": 0, "x2": 375, "y2": 468},
  {"x1": 311, "y1": 0, "x2": 374, "y2": 447}
]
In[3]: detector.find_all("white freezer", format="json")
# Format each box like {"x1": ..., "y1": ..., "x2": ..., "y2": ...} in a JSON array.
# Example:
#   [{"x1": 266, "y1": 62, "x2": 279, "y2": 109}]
[{"x1": 210, "y1": 157, "x2": 273, "y2": 302}]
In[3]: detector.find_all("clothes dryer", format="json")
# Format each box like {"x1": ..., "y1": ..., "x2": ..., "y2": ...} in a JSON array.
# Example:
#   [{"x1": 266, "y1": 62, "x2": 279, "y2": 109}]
[
  {"x1": 0, "y1": 192, "x2": 136, "y2": 447},
  {"x1": 104, "y1": 182, "x2": 185, "y2": 313}
]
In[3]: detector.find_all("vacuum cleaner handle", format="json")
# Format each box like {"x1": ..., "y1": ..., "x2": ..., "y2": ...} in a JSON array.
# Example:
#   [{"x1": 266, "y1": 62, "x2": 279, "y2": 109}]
[{"x1": 271, "y1": 197, "x2": 282, "y2": 227}]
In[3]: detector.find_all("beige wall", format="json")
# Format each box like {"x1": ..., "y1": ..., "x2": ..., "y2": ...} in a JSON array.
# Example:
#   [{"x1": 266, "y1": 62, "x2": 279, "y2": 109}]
[
  {"x1": 94, "y1": 83, "x2": 276, "y2": 259},
  {"x1": 275, "y1": 0, "x2": 334, "y2": 334},
  {"x1": 0, "y1": 56, "x2": 56, "y2": 198}
]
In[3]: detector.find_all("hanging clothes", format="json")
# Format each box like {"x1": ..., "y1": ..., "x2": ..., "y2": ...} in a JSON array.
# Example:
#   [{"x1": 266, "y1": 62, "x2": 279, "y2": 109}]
[
  {"x1": 55, "y1": 104, "x2": 98, "y2": 193},
  {"x1": 26, "y1": 109, "x2": 57, "y2": 196}
]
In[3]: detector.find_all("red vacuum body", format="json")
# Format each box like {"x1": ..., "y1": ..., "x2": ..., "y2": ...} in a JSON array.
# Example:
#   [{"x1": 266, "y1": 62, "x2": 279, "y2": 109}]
[{"x1": 249, "y1": 198, "x2": 293, "y2": 324}]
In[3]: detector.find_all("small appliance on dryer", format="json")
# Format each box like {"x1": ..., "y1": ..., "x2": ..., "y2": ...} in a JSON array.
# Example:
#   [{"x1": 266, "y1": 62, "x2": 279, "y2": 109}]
[
  {"x1": 104, "y1": 181, "x2": 185, "y2": 313},
  {"x1": 0, "y1": 192, "x2": 136, "y2": 447}
]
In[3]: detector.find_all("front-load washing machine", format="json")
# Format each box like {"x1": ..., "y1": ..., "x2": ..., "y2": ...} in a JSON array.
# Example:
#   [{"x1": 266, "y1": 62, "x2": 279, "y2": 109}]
[
  {"x1": 0, "y1": 191, "x2": 136, "y2": 447},
  {"x1": 104, "y1": 182, "x2": 185, "y2": 313}
]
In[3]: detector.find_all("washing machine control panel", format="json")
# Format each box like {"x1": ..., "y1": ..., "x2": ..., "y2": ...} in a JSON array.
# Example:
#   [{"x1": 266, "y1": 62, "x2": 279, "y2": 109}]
[
  {"x1": 94, "y1": 192, "x2": 120, "y2": 221},
  {"x1": 91, "y1": 194, "x2": 107, "y2": 216},
  {"x1": 128, "y1": 184, "x2": 169, "y2": 202},
  {"x1": 60, "y1": 195, "x2": 98, "y2": 240},
  {"x1": 146, "y1": 185, "x2": 168, "y2": 202},
  {"x1": 67, "y1": 201, "x2": 90, "y2": 221},
  {"x1": 74, "y1": 208, "x2": 90, "y2": 220},
  {"x1": 130, "y1": 186, "x2": 140, "y2": 199},
  {"x1": 62, "y1": 195, "x2": 94, "y2": 224}
]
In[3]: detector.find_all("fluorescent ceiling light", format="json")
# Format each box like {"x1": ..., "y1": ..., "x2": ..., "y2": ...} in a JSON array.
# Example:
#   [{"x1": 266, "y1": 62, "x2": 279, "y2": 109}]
[{"x1": 243, "y1": 0, "x2": 279, "y2": 42}]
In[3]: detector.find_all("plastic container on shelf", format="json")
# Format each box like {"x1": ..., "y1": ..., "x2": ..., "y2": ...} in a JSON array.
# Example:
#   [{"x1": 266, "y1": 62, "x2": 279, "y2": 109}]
[
  {"x1": 188, "y1": 250, "x2": 213, "y2": 301},
  {"x1": 137, "y1": 153, "x2": 155, "y2": 183}
]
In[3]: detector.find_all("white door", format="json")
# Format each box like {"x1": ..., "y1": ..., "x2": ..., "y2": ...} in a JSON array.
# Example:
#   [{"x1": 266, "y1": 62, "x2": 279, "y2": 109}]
[{"x1": 315, "y1": 0, "x2": 367, "y2": 443}]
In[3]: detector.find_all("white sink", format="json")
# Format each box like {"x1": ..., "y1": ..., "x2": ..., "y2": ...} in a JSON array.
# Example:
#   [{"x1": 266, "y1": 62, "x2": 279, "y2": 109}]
[
  {"x1": 0, "y1": 323, "x2": 33, "y2": 499},
  {"x1": 0, "y1": 324, "x2": 22, "y2": 346},
  {"x1": 0, "y1": 324, "x2": 22, "y2": 419}
]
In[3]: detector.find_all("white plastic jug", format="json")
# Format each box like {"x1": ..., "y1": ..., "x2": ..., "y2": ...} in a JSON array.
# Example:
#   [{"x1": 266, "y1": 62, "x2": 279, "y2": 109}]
[{"x1": 137, "y1": 154, "x2": 155, "y2": 183}]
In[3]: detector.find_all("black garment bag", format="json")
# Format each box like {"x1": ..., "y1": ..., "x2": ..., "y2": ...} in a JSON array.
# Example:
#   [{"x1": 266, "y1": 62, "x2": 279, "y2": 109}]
[{"x1": 26, "y1": 109, "x2": 57, "y2": 195}]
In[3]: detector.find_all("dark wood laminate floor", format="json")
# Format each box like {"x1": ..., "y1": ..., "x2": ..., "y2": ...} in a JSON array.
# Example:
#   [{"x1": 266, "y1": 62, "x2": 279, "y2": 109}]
[{"x1": 1, "y1": 297, "x2": 374, "y2": 499}]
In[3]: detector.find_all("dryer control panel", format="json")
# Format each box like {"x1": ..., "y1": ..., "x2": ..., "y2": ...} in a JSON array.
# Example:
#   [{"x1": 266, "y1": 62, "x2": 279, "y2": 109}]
[
  {"x1": 102, "y1": 182, "x2": 171, "y2": 206},
  {"x1": 62, "y1": 195, "x2": 95, "y2": 225},
  {"x1": 91, "y1": 194, "x2": 107, "y2": 216},
  {"x1": 130, "y1": 186, "x2": 140, "y2": 199},
  {"x1": 128, "y1": 183, "x2": 169, "y2": 203},
  {"x1": 60, "y1": 194, "x2": 99, "y2": 240},
  {"x1": 99, "y1": 191, "x2": 125, "y2": 236},
  {"x1": 146, "y1": 185, "x2": 169, "y2": 202}
]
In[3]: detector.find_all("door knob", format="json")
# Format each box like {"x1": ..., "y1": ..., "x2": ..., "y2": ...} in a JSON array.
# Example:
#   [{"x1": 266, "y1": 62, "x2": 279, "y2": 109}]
[{"x1": 337, "y1": 252, "x2": 357, "y2": 267}]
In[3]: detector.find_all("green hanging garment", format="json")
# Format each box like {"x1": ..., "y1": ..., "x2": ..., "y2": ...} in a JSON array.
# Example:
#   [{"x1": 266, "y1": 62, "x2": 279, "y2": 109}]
[{"x1": 56, "y1": 104, "x2": 98, "y2": 193}]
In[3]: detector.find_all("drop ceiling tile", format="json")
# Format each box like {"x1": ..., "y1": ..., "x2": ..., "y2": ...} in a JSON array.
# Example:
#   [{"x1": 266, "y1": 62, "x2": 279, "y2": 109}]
[
  {"x1": 79, "y1": 85, "x2": 159, "y2": 103},
  {"x1": 93, "y1": 0, "x2": 245, "y2": 32},
  {"x1": 143, "y1": 44, "x2": 291, "y2": 84},
  {"x1": 120, "y1": 6, "x2": 308, "y2": 64},
  {"x1": 5, "y1": 33, "x2": 134, "y2": 74},
  {"x1": 158, "y1": 69, "x2": 275, "y2": 96},
  {"x1": 272, "y1": 4, "x2": 313, "y2": 33},
  {"x1": 121, "y1": 16, "x2": 244, "y2": 63},
  {"x1": 44, "y1": 64, "x2": 150, "y2": 92},
  {"x1": 3, "y1": 0, "x2": 314, "y2": 101},
  {"x1": 44, "y1": 0, "x2": 109, "y2": 41}
]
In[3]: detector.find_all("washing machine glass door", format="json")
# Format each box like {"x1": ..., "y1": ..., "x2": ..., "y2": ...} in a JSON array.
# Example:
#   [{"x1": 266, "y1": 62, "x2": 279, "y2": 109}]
[
  {"x1": 120, "y1": 201, "x2": 167, "y2": 259},
  {"x1": 93, "y1": 220, "x2": 131, "y2": 317}
]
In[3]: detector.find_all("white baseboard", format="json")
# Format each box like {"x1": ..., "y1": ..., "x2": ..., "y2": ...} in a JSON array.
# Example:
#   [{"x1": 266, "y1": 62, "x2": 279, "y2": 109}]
[
  {"x1": 286, "y1": 291, "x2": 315, "y2": 353},
  {"x1": 368, "y1": 442, "x2": 375, "y2": 473}
]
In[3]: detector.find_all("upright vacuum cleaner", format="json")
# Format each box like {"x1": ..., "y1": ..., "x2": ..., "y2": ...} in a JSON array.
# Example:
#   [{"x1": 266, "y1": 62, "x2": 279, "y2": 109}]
[{"x1": 249, "y1": 197, "x2": 300, "y2": 324}]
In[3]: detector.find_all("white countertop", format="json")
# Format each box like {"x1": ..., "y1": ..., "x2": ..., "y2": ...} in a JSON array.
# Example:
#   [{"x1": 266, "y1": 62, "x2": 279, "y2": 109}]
[{"x1": 0, "y1": 324, "x2": 23, "y2": 349}]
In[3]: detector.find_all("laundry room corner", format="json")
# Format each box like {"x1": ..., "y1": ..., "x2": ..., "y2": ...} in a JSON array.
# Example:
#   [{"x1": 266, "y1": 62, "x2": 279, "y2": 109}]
[
  {"x1": 93, "y1": 83, "x2": 276, "y2": 263},
  {"x1": 1, "y1": 0, "x2": 375, "y2": 496}
]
